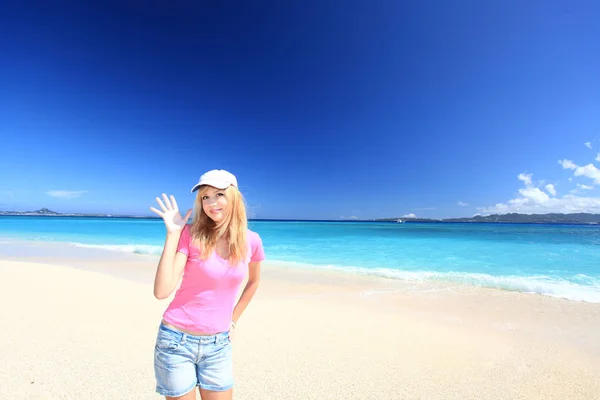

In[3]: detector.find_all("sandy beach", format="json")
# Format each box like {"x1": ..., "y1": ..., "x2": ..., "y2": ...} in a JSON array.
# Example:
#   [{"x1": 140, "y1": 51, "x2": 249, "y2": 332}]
[{"x1": 1, "y1": 246, "x2": 600, "y2": 399}]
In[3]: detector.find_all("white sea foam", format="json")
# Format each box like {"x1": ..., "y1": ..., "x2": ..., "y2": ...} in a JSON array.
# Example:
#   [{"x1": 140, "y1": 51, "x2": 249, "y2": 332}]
[
  {"x1": 269, "y1": 260, "x2": 600, "y2": 303},
  {"x1": 68, "y1": 242, "x2": 163, "y2": 256}
]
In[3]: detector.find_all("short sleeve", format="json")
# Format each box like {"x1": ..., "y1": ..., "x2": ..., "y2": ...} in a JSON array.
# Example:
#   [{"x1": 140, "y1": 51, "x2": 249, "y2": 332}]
[
  {"x1": 176, "y1": 224, "x2": 191, "y2": 255},
  {"x1": 250, "y1": 233, "x2": 266, "y2": 262}
]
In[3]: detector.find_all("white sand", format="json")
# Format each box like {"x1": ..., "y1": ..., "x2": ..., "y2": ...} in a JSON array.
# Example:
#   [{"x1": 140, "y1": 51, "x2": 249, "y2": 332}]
[{"x1": 1, "y1": 257, "x2": 599, "y2": 399}]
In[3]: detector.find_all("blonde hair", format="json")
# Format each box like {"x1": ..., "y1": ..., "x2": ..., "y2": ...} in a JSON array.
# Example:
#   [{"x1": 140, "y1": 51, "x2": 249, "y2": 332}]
[{"x1": 189, "y1": 185, "x2": 248, "y2": 265}]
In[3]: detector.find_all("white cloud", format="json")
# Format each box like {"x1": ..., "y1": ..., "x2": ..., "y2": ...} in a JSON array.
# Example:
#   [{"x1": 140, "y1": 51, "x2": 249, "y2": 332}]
[
  {"x1": 559, "y1": 159, "x2": 600, "y2": 184},
  {"x1": 596, "y1": 153, "x2": 600, "y2": 162},
  {"x1": 403, "y1": 213, "x2": 417, "y2": 218},
  {"x1": 519, "y1": 187, "x2": 550, "y2": 203},
  {"x1": 560, "y1": 159, "x2": 576, "y2": 169},
  {"x1": 518, "y1": 173, "x2": 533, "y2": 186},
  {"x1": 479, "y1": 153, "x2": 600, "y2": 214},
  {"x1": 585, "y1": 142, "x2": 592, "y2": 149},
  {"x1": 457, "y1": 201, "x2": 469, "y2": 206},
  {"x1": 46, "y1": 190, "x2": 87, "y2": 199}
]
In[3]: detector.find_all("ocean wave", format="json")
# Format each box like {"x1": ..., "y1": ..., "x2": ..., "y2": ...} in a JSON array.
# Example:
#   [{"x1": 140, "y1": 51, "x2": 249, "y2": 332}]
[
  {"x1": 268, "y1": 260, "x2": 600, "y2": 303},
  {"x1": 68, "y1": 242, "x2": 163, "y2": 255},
  {"x1": 58, "y1": 243, "x2": 600, "y2": 303}
]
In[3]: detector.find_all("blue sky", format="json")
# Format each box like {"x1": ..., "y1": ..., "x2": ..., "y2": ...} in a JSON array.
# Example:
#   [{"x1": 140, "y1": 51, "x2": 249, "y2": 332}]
[{"x1": 1, "y1": 1, "x2": 600, "y2": 220}]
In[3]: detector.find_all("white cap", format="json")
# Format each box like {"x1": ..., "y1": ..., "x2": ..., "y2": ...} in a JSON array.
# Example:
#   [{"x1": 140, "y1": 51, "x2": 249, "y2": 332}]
[{"x1": 190, "y1": 169, "x2": 238, "y2": 193}]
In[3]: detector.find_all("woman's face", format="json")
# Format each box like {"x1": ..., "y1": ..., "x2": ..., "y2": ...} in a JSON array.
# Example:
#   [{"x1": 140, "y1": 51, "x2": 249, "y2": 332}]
[{"x1": 200, "y1": 186, "x2": 229, "y2": 222}]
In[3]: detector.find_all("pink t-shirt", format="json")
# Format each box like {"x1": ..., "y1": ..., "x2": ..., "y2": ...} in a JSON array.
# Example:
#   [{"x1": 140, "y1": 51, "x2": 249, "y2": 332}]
[{"x1": 162, "y1": 224, "x2": 266, "y2": 333}]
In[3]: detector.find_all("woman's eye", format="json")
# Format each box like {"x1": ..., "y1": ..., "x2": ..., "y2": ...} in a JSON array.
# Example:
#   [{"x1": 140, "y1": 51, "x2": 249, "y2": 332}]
[
  {"x1": 202, "y1": 196, "x2": 209, "y2": 200},
  {"x1": 216, "y1": 193, "x2": 224, "y2": 197}
]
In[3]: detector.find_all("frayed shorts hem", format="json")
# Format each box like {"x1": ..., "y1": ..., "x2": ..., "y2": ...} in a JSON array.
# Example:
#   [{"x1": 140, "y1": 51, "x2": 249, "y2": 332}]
[
  {"x1": 156, "y1": 383, "x2": 233, "y2": 397},
  {"x1": 199, "y1": 383, "x2": 234, "y2": 392}
]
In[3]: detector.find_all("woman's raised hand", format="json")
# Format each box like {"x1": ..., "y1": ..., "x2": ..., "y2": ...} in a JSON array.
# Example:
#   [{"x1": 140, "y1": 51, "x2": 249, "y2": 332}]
[{"x1": 150, "y1": 193, "x2": 192, "y2": 234}]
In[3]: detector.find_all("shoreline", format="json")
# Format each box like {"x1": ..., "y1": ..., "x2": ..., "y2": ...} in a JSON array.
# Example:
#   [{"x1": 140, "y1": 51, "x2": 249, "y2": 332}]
[
  {"x1": 2, "y1": 239, "x2": 600, "y2": 348},
  {"x1": 1, "y1": 237, "x2": 599, "y2": 304}
]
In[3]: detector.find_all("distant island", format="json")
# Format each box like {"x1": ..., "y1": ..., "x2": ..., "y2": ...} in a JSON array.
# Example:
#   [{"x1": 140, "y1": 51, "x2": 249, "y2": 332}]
[
  {"x1": 0, "y1": 208, "x2": 151, "y2": 218},
  {"x1": 377, "y1": 213, "x2": 600, "y2": 225},
  {"x1": 1, "y1": 208, "x2": 600, "y2": 224}
]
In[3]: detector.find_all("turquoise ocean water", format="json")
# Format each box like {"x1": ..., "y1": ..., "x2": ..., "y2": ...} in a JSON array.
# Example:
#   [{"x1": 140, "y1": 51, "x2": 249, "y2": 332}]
[{"x1": 1, "y1": 216, "x2": 599, "y2": 303}]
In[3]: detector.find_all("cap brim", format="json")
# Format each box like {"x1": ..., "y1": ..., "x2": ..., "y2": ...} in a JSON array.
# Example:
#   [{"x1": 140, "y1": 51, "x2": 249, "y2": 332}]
[{"x1": 190, "y1": 180, "x2": 231, "y2": 193}]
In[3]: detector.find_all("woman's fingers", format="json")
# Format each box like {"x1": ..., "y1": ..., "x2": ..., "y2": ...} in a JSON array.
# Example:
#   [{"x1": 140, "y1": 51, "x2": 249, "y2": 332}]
[
  {"x1": 149, "y1": 206, "x2": 163, "y2": 217},
  {"x1": 154, "y1": 194, "x2": 181, "y2": 221},
  {"x1": 156, "y1": 197, "x2": 168, "y2": 212},
  {"x1": 170, "y1": 195, "x2": 179, "y2": 211},
  {"x1": 162, "y1": 193, "x2": 173, "y2": 210}
]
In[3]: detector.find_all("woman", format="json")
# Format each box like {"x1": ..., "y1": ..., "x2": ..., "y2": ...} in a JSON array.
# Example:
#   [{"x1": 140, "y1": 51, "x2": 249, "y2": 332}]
[{"x1": 149, "y1": 169, "x2": 265, "y2": 400}]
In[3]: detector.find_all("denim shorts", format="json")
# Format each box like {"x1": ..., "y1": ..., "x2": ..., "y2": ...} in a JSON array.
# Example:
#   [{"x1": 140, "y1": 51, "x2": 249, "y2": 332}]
[{"x1": 154, "y1": 323, "x2": 233, "y2": 397}]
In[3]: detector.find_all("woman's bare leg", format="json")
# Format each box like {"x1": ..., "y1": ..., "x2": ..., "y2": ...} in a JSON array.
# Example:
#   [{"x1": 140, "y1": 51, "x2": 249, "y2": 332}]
[
  {"x1": 166, "y1": 387, "x2": 198, "y2": 400},
  {"x1": 199, "y1": 388, "x2": 233, "y2": 400}
]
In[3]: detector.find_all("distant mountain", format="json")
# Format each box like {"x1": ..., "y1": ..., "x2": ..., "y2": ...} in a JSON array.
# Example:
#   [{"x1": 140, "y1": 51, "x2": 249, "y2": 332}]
[
  {"x1": 443, "y1": 213, "x2": 600, "y2": 224},
  {"x1": 378, "y1": 213, "x2": 600, "y2": 224},
  {"x1": 0, "y1": 208, "x2": 150, "y2": 218},
  {"x1": 0, "y1": 208, "x2": 61, "y2": 216}
]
